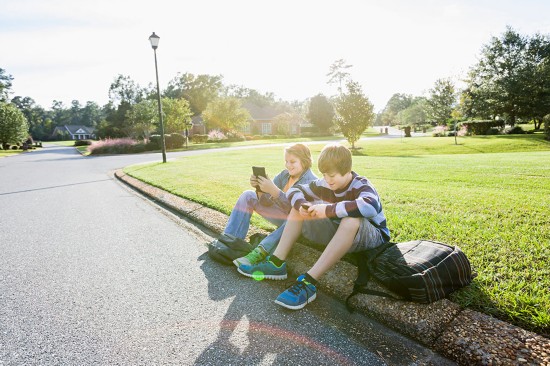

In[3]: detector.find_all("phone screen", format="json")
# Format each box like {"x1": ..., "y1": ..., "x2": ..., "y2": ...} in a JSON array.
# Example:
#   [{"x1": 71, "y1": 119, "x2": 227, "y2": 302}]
[{"x1": 252, "y1": 166, "x2": 266, "y2": 178}]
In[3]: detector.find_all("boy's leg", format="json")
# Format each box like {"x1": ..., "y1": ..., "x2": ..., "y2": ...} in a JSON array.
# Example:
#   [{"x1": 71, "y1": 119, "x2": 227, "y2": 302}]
[
  {"x1": 271, "y1": 208, "x2": 305, "y2": 260},
  {"x1": 274, "y1": 217, "x2": 360, "y2": 310},
  {"x1": 307, "y1": 217, "x2": 361, "y2": 280}
]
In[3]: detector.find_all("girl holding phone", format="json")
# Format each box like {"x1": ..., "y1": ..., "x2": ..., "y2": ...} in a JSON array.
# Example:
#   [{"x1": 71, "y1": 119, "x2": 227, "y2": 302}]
[{"x1": 223, "y1": 143, "x2": 317, "y2": 267}]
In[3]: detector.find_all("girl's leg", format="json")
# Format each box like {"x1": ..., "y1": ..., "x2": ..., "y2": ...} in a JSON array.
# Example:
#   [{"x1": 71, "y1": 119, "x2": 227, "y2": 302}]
[
  {"x1": 307, "y1": 217, "x2": 361, "y2": 280},
  {"x1": 223, "y1": 190, "x2": 257, "y2": 239}
]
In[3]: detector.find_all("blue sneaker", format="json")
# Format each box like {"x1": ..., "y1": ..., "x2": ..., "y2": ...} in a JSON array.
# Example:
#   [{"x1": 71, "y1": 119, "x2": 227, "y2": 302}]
[
  {"x1": 237, "y1": 258, "x2": 287, "y2": 280},
  {"x1": 275, "y1": 274, "x2": 317, "y2": 310}
]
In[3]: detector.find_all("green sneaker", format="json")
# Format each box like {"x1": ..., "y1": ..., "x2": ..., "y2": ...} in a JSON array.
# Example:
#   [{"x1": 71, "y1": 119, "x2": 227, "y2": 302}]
[{"x1": 233, "y1": 246, "x2": 268, "y2": 267}]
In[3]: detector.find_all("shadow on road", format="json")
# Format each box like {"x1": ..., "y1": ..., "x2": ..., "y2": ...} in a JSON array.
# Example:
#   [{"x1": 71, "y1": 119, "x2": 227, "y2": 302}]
[{"x1": 194, "y1": 253, "x2": 356, "y2": 365}]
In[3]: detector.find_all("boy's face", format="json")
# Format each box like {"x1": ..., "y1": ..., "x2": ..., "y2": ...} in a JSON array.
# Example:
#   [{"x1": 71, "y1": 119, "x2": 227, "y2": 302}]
[{"x1": 322, "y1": 171, "x2": 352, "y2": 191}]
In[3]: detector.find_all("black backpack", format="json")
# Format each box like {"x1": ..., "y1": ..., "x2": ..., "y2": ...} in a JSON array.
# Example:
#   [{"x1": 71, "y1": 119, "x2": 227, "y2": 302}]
[
  {"x1": 346, "y1": 240, "x2": 474, "y2": 310},
  {"x1": 207, "y1": 233, "x2": 265, "y2": 265}
]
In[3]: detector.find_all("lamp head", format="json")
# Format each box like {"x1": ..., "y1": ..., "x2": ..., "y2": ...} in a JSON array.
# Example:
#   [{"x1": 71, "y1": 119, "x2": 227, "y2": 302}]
[{"x1": 149, "y1": 32, "x2": 160, "y2": 49}]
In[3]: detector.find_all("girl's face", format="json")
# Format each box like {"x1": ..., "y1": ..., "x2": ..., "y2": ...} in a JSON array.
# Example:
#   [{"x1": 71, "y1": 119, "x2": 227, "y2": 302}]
[{"x1": 285, "y1": 152, "x2": 305, "y2": 178}]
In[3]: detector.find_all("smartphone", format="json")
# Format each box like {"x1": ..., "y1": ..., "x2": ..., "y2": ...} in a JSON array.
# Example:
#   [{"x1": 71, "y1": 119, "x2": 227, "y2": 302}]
[{"x1": 252, "y1": 166, "x2": 267, "y2": 178}]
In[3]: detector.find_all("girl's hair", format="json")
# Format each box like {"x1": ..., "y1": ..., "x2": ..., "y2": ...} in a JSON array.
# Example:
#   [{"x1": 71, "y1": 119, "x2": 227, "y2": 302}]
[
  {"x1": 318, "y1": 143, "x2": 352, "y2": 175},
  {"x1": 285, "y1": 143, "x2": 312, "y2": 171}
]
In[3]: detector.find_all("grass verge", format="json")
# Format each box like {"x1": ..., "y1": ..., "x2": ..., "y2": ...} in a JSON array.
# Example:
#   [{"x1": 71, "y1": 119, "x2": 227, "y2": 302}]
[{"x1": 124, "y1": 134, "x2": 550, "y2": 336}]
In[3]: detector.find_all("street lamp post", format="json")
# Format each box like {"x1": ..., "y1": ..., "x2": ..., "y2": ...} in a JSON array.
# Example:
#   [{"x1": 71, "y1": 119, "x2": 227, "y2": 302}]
[{"x1": 149, "y1": 32, "x2": 167, "y2": 163}]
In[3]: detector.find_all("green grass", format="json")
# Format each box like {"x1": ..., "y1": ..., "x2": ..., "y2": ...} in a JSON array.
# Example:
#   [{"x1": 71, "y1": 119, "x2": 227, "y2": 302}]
[
  {"x1": 124, "y1": 134, "x2": 550, "y2": 336},
  {"x1": 0, "y1": 149, "x2": 24, "y2": 158}
]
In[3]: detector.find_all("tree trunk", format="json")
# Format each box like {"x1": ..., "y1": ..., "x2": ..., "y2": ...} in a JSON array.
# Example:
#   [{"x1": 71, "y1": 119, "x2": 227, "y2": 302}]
[{"x1": 534, "y1": 118, "x2": 542, "y2": 130}]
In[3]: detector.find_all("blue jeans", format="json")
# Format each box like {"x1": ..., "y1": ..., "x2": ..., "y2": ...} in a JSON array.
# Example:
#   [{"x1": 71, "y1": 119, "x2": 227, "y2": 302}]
[{"x1": 223, "y1": 190, "x2": 289, "y2": 254}]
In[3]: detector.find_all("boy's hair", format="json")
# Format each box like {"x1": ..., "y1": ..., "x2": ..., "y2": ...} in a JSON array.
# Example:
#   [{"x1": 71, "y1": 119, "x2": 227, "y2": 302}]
[
  {"x1": 318, "y1": 144, "x2": 352, "y2": 175},
  {"x1": 285, "y1": 143, "x2": 312, "y2": 171}
]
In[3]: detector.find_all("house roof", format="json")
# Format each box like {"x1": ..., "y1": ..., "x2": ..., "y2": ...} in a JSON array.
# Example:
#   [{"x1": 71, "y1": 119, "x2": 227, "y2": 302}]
[
  {"x1": 63, "y1": 125, "x2": 96, "y2": 134},
  {"x1": 242, "y1": 102, "x2": 283, "y2": 121}
]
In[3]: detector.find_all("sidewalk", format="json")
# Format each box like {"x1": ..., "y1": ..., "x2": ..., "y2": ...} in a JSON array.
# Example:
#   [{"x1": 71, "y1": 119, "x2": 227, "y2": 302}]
[{"x1": 115, "y1": 170, "x2": 549, "y2": 366}]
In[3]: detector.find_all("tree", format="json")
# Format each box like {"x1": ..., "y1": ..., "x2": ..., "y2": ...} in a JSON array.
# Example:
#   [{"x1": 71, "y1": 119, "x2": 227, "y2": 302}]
[
  {"x1": 125, "y1": 99, "x2": 157, "y2": 139},
  {"x1": 223, "y1": 85, "x2": 276, "y2": 107},
  {"x1": 164, "y1": 73, "x2": 223, "y2": 116},
  {"x1": 519, "y1": 32, "x2": 550, "y2": 129},
  {"x1": 80, "y1": 101, "x2": 104, "y2": 127},
  {"x1": 108, "y1": 74, "x2": 144, "y2": 107},
  {"x1": 380, "y1": 93, "x2": 414, "y2": 126},
  {"x1": 427, "y1": 78, "x2": 456, "y2": 125},
  {"x1": 397, "y1": 97, "x2": 428, "y2": 127},
  {"x1": 161, "y1": 97, "x2": 193, "y2": 134},
  {"x1": 0, "y1": 102, "x2": 29, "y2": 147},
  {"x1": 202, "y1": 97, "x2": 251, "y2": 132},
  {"x1": 0, "y1": 68, "x2": 14, "y2": 102},
  {"x1": 333, "y1": 81, "x2": 375, "y2": 149},
  {"x1": 463, "y1": 27, "x2": 550, "y2": 126},
  {"x1": 327, "y1": 59, "x2": 353, "y2": 93},
  {"x1": 307, "y1": 94, "x2": 334, "y2": 133},
  {"x1": 11, "y1": 96, "x2": 50, "y2": 140}
]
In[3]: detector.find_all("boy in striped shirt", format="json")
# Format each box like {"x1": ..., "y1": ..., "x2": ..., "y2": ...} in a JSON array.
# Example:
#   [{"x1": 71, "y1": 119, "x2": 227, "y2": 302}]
[{"x1": 238, "y1": 143, "x2": 390, "y2": 310}]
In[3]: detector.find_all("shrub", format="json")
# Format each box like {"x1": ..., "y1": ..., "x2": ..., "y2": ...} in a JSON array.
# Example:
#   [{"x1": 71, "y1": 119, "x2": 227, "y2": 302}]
[
  {"x1": 191, "y1": 134, "x2": 208, "y2": 144},
  {"x1": 11, "y1": 145, "x2": 18, "y2": 150},
  {"x1": 129, "y1": 143, "x2": 147, "y2": 153},
  {"x1": 88, "y1": 138, "x2": 137, "y2": 155},
  {"x1": 485, "y1": 127, "x2": 501, "y2": 135},
  {"x1": 165, "y1": 133, "x2": 184, "y2": 149},
  {"x1": 505, "y1": 126, "x2": 525, "y2": 134},
  {"x1": 225, "y1": 130, "x2": 246, "y2": 142},
  {"x1": 207, "y1": 129, "x2": 227, "y2": 142},
  {"x1": 74, "y1": 140, "x2": 92, "y2": 146},
  {"x1": 432, "y1": 125, "x2": 448, "y2": 137},
  {"x1": 463, "y1": 120, "x2": 505, "y2": 135}
]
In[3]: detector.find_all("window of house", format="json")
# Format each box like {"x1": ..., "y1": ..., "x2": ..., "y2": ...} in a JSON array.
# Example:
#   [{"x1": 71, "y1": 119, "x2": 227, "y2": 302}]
[{"x1": 261, "y1": 123, "x2": 272, "y2": 135}]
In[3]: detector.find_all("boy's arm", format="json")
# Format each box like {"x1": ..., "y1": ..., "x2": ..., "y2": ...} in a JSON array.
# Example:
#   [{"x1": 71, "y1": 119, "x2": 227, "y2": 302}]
[
  {"x1": 325, "y1": 178, "x2": 382, "y2": 219},
  {"x1": 287, "y1": 181, "x2": 320, "y2": 210}
]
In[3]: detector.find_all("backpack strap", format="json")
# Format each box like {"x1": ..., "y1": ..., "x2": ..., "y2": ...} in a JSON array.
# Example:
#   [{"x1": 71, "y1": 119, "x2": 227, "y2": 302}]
[{"x1": 345, "y1": 242, "x2": 399, "y2": 312}]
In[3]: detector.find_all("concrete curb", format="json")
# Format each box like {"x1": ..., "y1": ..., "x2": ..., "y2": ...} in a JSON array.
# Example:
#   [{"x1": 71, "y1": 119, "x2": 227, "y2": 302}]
[{"x1": 114, "y1": 170, "x2": 549, "y2": 366}]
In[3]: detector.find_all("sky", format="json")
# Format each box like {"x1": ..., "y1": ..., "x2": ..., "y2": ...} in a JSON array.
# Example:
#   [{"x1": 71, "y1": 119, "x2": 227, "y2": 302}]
[{"x1": 2, "y1": 0, "x2": 550, "y2": 112}]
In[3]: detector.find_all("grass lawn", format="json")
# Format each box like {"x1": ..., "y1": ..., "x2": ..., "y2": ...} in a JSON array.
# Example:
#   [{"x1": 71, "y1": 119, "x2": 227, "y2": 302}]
[
  {"x1": 0, "y1": 149, "x2": 24, "y2": 158},
  {"x1": 124, "y1": 134, "x2": 550, "y2": 336}
]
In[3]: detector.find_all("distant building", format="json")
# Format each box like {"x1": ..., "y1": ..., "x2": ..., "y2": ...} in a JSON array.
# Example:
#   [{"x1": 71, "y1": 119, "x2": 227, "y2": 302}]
[
  {"x1": 52, "y1": 125, "x2": 96, "y2": 140},
  {"x1": 241, "y1": 102, "x2": 303, "y2": 136}
]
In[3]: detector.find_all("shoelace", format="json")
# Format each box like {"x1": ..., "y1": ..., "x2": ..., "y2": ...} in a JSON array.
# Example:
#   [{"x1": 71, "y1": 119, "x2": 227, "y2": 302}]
[
  {"x1": 245, "y1": 248, "x2": 265, "y2": 263},
  {"x1": 288, "y1": 280, "x2": 311, "y2": 297}
]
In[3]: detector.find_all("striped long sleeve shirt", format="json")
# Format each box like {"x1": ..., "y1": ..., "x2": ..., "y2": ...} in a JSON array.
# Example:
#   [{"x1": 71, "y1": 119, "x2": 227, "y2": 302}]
[{"x1": 287, "y1": 171, "x2": 390, "y2": 241}]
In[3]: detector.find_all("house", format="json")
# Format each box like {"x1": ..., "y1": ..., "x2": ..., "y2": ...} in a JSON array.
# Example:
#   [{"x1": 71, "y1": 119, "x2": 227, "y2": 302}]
[
  {"x1": 241, "y1": 102, "x2": 302, "y2": 136},
  {"x1": 52, "y1": 125, "x2": 96, "y2": 140},
  {"x1": 190, "y1": 102, "x2": 307, "y2": 137}
]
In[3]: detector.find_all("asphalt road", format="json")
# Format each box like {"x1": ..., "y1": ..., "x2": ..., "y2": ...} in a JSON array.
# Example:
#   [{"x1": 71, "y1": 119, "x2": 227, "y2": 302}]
[{"x1": 0, "y1": 144, "x2": 453, "y2": 365}]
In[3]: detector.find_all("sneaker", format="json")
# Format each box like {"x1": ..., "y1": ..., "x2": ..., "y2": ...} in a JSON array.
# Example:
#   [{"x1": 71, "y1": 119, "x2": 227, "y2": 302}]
[
  {"x1": 274, "y1": 274, "x2": 317, "y2": 310},
  {"x1": 237, "y1": 258, "x2": 287, "y2": 280},
  {"x1": 233, "y1": 246, "x2": 268, "y2": 267}
]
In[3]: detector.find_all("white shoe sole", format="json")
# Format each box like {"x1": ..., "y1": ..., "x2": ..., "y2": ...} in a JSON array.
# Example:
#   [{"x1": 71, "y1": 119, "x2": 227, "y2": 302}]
[
  {"x1": 274, "y1": 293, "x2": 317, "y2": 310},
  {"x1": 237, "y1": 267, "x2": 287, "y2": 280}
]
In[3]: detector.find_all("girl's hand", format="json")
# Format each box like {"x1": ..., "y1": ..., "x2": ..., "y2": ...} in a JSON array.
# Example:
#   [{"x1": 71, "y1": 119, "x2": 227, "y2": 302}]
[
  {"x1": 250, "y1": 174, "x2": 259, "y2": 189},
  {"x1": 256, "y1": 176, "x2": 279, "y2": 197}
]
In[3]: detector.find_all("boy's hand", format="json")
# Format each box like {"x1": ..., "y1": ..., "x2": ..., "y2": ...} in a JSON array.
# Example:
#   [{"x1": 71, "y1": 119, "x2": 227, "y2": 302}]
[{"x1": 309, "y1": 204, "x2": 328, "y2": 219}]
